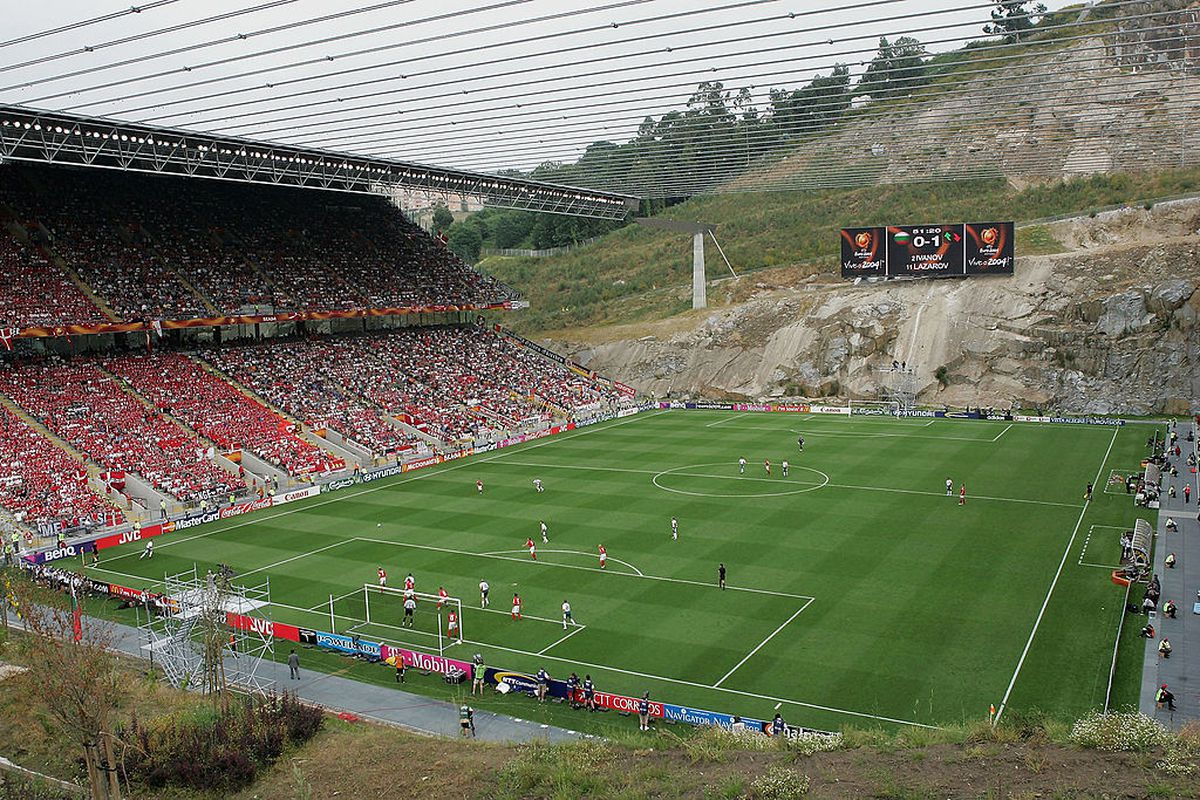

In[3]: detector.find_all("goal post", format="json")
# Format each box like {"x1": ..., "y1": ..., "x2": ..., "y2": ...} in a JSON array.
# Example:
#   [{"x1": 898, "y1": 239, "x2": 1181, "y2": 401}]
[
  {"x1": 847, "y1": 398, "x2": 901, "y2": 418},
  {"x1": 361, "y1": 584, "x2": 464, "y2": 654}
]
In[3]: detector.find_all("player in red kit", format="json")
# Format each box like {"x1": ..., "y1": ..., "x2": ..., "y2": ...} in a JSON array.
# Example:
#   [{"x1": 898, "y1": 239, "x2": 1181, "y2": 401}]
[
  {"x1": 476, "y1": 480, "x2": 484, "y2": 495},
  {"x1": 405, "y1": 573, "x2": 415, "y2": 591},
  {"x1": 526, "y1": 537, "x2": 537, "y2": 560},
  {"x1": 511, "y1": 593, "x2": 522, "y2": 620},
  {"x1": 598, "y1": 544, "x2": 607, "y2": 569},
  {"x1": 959, "y1": 484, "x2": 966, "y2": 506},
  {"x1": 377, "y1": 567, "x2": 387, "y2": 587},
  {"x1": 437, "y1": 586, "x2": 449, "y2": 608},
  {"x1": 447, "y1": 610, "x2": 460, "y2": 638},
  {"x1": 764, "y1": 459, "x2": 771, "y2": 476}
]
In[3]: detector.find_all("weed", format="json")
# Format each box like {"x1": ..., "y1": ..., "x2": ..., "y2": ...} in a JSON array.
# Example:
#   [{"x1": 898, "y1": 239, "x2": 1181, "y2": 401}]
[
  {"x1": 749, "y1": 766, "x2": 810, "y2": 799},
  {"x1": 1023, "y1": 751, "x2": 1048, "y2": 774}
]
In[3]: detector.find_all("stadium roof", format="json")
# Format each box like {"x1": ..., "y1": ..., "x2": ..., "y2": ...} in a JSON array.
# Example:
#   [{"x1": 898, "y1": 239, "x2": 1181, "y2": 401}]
[
  {"x1": 2, "y1": 1, "x2": 1198, "y2": 200},
  {"x1": 0, "y1": 103, "x2": 636, "y2": 219}
]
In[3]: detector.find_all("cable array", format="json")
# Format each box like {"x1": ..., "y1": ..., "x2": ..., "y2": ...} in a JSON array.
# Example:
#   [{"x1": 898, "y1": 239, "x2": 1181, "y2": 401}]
[{"x1": 0, "y1": 0, "x2": 1197, "y2": 198}]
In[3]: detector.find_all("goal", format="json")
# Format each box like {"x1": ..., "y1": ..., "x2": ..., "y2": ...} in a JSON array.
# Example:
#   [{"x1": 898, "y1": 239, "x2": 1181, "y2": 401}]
[
  {"x1": 847, "y1": 399, "x2": 901, "y2": 418},
  {"x1": 361, "y1": 584, "x2": 464, "y2": 654}
]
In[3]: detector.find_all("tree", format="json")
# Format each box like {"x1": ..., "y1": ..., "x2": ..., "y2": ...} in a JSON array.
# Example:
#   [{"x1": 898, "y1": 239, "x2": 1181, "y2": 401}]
[
  {"x1": 488, "y1": 211, "x2": 534, "y2": 249},
  {"x1": 770, "y1": 65, "x2": 852, "y2": 135},
  {"x1": 431, "y1": 204, "x2": 454, "y2": 232},
  {"x1": 11, "y1": 578, "x2": 126, "y2": 799},
  {"x1": 858, "y1": 37, "x2": 928, "y2": 100},
  {"x1": 446, "y1": 223, "x2": 482, "y2": 262},
  {"x1": 983, "y1": 0, "x2": 1046, "y2": 42}
]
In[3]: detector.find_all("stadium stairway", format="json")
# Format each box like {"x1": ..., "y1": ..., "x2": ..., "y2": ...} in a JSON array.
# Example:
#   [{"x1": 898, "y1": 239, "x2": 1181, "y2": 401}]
[
  {"x1": 1140, "y1": 421, "x2": 1200, "y2": 728},
  {"x1": 49, "y1": 253, "x2": 122, "y2": 323}
]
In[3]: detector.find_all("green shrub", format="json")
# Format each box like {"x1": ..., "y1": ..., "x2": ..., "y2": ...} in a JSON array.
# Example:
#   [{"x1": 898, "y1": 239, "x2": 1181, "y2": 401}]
[{"x1": 120, "y1": 692, "x2": 324, "y2": 793}]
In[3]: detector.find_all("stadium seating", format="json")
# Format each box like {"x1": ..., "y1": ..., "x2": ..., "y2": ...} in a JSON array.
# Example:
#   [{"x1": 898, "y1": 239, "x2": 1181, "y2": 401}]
[
  {"x1": 103, "y1": 353, "x2": 345, "y2": 477},
  {"x1": 0, "y1": 357, "x2": 244, "y2": 504},
  {"x1": 0, "y1": 405, "x2": 119, "y2": 528},
  {"x1": 203, "y1": 327, "x2": 623, "y2": 448},
  {"x1": 0, "y1": 164, "x2": 518, "y2": 323},
  {"x1": 200, "y1": 339, "x2": 428, "y2": 458},
  {"x1": 0, "y1": 234, "x2": 109, "y2": 328}
]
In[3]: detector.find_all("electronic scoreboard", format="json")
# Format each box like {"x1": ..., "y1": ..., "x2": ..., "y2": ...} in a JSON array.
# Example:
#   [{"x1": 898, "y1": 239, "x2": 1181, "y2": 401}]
[{"x1": 840, "y1": 222, "x2": 1014, "y2": 279}]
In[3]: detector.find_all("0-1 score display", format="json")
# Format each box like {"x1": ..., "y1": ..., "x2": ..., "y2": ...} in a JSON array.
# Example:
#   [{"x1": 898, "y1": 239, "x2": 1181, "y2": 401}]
[{"x1": 840, "y1": 222, "x2": 1013, "y2": 279}]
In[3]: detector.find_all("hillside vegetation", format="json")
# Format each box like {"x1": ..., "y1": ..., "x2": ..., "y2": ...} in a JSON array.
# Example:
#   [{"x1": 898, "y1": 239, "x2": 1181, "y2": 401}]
[{"x1": 480, "y1": 169, "x2": 1200, "y2": 334}]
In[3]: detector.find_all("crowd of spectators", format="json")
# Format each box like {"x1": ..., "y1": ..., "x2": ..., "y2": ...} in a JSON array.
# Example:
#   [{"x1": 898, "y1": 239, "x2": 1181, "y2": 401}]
[
  {"x1": 0, "y1": 233, "x2": 109, "y2": 328},
  {"x1": 0, "y1": 405, "x2": 119, "y2": 529},
  {"x1": 201, "y1": 339, "x2": 428, "y2": 458},
  {"x1": 0, "y1": 357, "x2": 244, "y2": 504},
  {"x1": 202, "y1": 326, "x2": 624, "y2": 449},
  {"x1": 104, "y1": 352, "x2": 345, "y2": 477},
  {"x1": 0, "y1": 164, "x2": 518, "y2": 325}
]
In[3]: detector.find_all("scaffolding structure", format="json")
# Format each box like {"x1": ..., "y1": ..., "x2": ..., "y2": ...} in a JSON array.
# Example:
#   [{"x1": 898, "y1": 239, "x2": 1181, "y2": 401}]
[
  {"x1": 139, "y1": 565, "x2": 275, "y2": 696},
  {"x1": 878, "y1": 365, "x2": 919, "y2": 415}
]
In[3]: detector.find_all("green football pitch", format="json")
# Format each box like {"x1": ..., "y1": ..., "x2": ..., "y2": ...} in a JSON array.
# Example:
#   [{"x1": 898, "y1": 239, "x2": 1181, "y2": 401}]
[{"x1": 76, "y1": 409, "x2": 1154, "y2": 732}]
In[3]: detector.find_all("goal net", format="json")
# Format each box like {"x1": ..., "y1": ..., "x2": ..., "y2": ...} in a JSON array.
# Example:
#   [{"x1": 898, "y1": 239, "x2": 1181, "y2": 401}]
[
  {"x1": 847, "y1": 399, "x2": 901, "y2": 418},
  {"x1": 360, "y1": 584, "x2": 464, "y2": 654}
]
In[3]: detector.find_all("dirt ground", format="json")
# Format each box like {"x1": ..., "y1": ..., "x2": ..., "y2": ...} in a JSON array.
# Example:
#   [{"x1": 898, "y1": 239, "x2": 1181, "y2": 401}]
[{"x1": 228, "y1": 720, "x2": 1199, "y2": 800}]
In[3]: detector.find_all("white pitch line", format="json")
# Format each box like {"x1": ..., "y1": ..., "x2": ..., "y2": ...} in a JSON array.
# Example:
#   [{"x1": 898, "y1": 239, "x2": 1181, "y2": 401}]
[
  {"x1": 537, "y1": 624, "x2": 588, "y2": 655},
  {"x1": 1078, "y1": 562, "x2": 1121, "y2": 570},
  {"x1": 147, "y1": 410, "x2": 667, "y2": 554},
  {"x1": 237, "y1": 539, "x2": 353, "y2": 579},
  {"x1": 449, "y1": 630, "x2": 938, "y2": 730},
  {"x1": 80, "y1": 559, "x2": 929, "y2": 729},
  {"x1": 714, "y1": 598, "x2": 814, "y2": 687},
  {"x1": 992, "y1": 424, "x2": 1014, "y2": 442},
  {"x1": 994, "y1": 426, "x2": 1120, "y2": 725},
  {"x1": 352, "y1": 536, "x2": 814, "y2": 601},
  {"x1": 497, "y1": 460, "x2": 1081, "y2": 508},
  {"x1": 480, "y1": 548, "x2": 645, "y2": 577},
  {"x1": 705, "y1": 412, "x2": 749, "y2": 428}
]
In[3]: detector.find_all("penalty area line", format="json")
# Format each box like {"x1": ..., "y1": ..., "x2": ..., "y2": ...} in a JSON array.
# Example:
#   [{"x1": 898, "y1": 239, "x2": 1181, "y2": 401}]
[
  {"x1": 994, "y1": 426, "x2": 1119, "y2": 725},
  {"x1": 714, "y1": 597, "x2": 814, "y2": 687},
  {"x1": 537, "y1": 624, "x2": 588, "y2": 655}
]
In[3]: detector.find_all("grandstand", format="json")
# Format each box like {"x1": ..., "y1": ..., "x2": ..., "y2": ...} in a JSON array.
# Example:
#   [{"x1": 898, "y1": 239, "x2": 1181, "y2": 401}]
[{"x1": 0, "y1": 158, "x2": 632, "y2": 538}]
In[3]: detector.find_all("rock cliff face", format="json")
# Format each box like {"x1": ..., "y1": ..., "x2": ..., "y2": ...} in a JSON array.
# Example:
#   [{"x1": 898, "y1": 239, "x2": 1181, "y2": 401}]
[{"x1": 552, "y1": 201, "x2": 1200, "y2": 415}]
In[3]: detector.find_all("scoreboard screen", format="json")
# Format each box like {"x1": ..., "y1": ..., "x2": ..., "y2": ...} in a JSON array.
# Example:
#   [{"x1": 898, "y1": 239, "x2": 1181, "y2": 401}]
[
  {"x1": 839, "y1": 221, "x2": 1014, "y2": 279},
  {"x1": 885, "y1": 225, "x2": 964, "y2": 278},
  {"x1": 964, "y1": 222, "x2": 1015, "y2": 275}
]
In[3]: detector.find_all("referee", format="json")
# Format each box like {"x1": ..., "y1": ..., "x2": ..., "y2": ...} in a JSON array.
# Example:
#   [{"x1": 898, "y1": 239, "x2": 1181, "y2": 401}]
[{"x1": 718, "y1": 563, "x2": 727, "y2": 590}]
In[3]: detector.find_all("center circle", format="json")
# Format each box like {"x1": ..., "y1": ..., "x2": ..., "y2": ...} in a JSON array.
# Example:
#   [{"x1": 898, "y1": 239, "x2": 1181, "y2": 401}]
[{"x1": 651, "y1": 462, "x2": 829, "y2": 498}]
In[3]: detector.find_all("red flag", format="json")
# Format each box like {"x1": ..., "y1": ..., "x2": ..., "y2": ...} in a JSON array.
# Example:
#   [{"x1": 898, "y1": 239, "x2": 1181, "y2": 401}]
[
  {"x1": 70, "y1": 582, "x2": 82, "y2": 643},
  {"x1": 0, "y1": 327, "x2": 17, "y2": 351}
]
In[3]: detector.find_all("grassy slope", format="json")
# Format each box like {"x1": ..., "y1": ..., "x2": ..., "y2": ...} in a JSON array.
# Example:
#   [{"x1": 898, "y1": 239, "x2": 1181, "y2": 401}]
[
  {"x1": 70, "y1": 411, "x2": 1150, "y2": 737},
  {"x1": 480, "y1": 169, "x2": 1200, "y2": 334}
]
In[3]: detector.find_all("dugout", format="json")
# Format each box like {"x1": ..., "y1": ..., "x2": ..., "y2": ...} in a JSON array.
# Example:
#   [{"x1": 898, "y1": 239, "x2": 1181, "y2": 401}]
[
  {"x1": 1129, "y1": 519, "x2": 1153, "y2": 569},
  {"x1": 1144, "y1": 463, "x2": 1162, "y2": 487}
]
